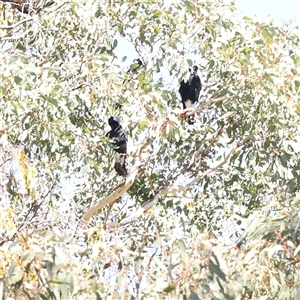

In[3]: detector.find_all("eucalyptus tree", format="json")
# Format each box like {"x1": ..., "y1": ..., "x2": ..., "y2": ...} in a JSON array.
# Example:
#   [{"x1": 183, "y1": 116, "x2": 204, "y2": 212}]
[{"x1": 0, "y1": 0, "x2": 299, "y2": 299}]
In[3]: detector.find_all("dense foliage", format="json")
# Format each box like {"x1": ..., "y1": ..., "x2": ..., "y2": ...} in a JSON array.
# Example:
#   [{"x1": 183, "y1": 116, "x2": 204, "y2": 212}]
[{"x1": 1, "y1": 0, "x2": 300, "y2": 299}]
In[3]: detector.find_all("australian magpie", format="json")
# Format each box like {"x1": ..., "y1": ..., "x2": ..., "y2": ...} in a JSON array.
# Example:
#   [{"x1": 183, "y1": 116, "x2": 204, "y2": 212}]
[
  {"x1": 179, "y1": 65, "x2": 202, "y2": 125},
  {"x1": 107, "y1": 116, "x2": 128, "y2": 176},
  {"x1": 129, "y1": 58, "x2": 144, "y2": 74},
  {"x1": 122, "y1": 58, "x2": 144, "y2": 84}
]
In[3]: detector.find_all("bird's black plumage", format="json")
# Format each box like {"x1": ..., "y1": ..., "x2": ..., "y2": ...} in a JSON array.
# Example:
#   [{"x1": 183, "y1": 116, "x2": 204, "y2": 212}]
[
  {"x1": 179, "y1": 66, "x2": 202, "y2": 125},
  {"x1": 107, "y1": 116, "x2": 128, "y2": 176},
  {"x1": 128, "y1": 58, "x2": 144, "y2": 75}
]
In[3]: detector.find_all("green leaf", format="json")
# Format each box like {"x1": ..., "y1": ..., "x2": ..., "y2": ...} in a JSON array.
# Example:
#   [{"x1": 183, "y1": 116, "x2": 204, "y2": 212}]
[
  {"x1": 163, "y1": 282, "x2": 176, "y2": 293},
  {"x1": 177, "y1": 239, "x2": 187, "y2": 263},
  {"x1": 14, "y1": 76, "x2": 22, "y2": 84},
  {"x1": 21, "y1": 252, "x2": 36, "y2": 262},
  {"x1": 113, "y1": 39, "x2": 118, "y2": 48},
  {"x1": 59, "y1": 283, "x2": 68, "y2": 299},
  {"x1": 7, "y1": 262, "x2": 17, "y2": 278},
  {"x1": 243, "y1": 16, "x2": 253, "y2": 22},
  {"x1": 95, "y1": 8, "x2": 103, "y2": 18},
  {"x1": 190, "y1": 291, "x2": 202, "y2": 300},
  {"x1": 47, "y1": 98, "x2": 58, "y2": 107},
  {"x1": 222, "y1": 21, "x2": 232, "y2": 29},
  {"x1": 209, "y1": 258, "x2": 226, "y2": 281},
  {"x1": 261, "y1": 28, "x2": 270, "y2": 39},
  {"x1": 46, "y1": 260, "x2": 53, "y2": 277},
  {"x1": 183, "y1": 0, "x2": 194, "y2": 11}
]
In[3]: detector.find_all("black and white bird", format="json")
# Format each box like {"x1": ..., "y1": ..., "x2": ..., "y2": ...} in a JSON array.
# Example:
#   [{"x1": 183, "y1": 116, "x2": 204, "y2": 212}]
[
  {"x1": 122, "y1": 58, "x2": 144, "y2": 84},
  {"x1": 107, "y1": 116, "x2": 128, "y2": 176},
  {"x1": 179, "y1": 65, "x2": 202, "y2": 125},
  {"x1": 129, "y1": 58, "x2": 144, "y2": 74}
]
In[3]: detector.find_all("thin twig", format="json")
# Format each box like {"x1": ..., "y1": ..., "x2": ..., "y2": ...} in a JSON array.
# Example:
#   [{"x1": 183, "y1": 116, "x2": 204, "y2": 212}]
[
  {"x1": 0, "y1": 17, "x2": 33, "y2": 29},
  {"x1": 0, "y1": 27, "x2": 32, "y2": 40},
  {"x1": 46, "y1": 1, "x2": 70, "y2": 14}
]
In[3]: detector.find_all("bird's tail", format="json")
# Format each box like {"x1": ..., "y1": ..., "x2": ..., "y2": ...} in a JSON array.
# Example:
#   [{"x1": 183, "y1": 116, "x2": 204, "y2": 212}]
[
  {"x1": 183, "y1": 100, "x2": 196, "y2": 125},
  {"x1": 115, "y1": 154, "x2": 128, "y2": 176},
  {"x1": 188, "y1": 116, "x2": 195, "y2": 125}
]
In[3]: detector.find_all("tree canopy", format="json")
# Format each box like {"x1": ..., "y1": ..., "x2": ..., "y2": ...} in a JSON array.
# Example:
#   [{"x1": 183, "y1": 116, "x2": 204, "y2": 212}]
[{"x1": 1, "y1": 0, "x2": 300, "y2": 299}]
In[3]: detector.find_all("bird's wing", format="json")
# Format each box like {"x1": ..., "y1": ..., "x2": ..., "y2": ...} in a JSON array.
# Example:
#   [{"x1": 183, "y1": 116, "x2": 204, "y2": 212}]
[{"x1": 196, "y1": 76, "x2": 202, "y2": 91}]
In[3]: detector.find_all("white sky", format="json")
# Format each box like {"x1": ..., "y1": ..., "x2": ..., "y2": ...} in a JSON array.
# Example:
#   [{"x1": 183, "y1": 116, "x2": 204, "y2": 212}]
[{"x1": 235, "y1": 0, "x2": 299, "y2": 26}]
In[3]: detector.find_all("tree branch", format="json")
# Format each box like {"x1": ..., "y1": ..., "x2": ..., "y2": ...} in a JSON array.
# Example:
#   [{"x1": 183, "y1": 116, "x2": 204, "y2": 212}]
[
  {"x1": 82, "y1": 138, "x2": 151, "y2": 222},
  {"x1": 107, "y1": 193, "x2": 160, "y2": 228},
  {"x1": 162, "y1": 136, "x2": 251, "y2": 195},
  {"x1": 188, "y1": 124, "x2": 225, "y2": 173},
  {"x1": 82, "y1": 164, "x2": 141, "y2": 222},
  {"x1": 45, "y1": 1, "x2": 70, "y2": 14},
  {"x1": 178, "y1": 95, "x2": 232, "y2": 120},
  {"x1": 0, "y1": 17, "x2": 33, "y2": 29},
  {"x1": 0, "y1": 27, "x2": 33, "y2": 40},
  {"x1": 106, "y1": 136, "x2": 251, "y2": 229}
]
